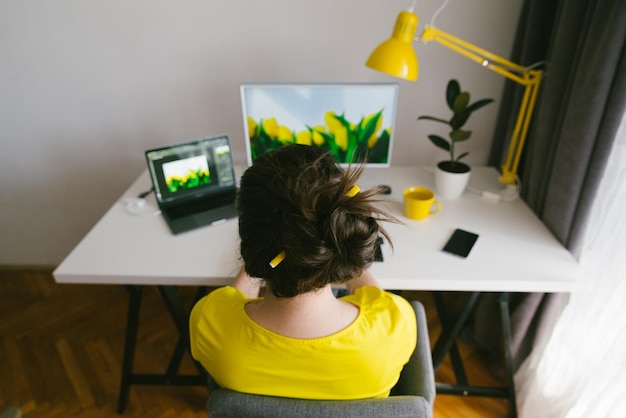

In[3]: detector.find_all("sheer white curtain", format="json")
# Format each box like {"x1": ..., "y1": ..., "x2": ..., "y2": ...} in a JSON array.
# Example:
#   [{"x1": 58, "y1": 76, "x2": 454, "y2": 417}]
[{"x1": 516, "y1": 113, "x2": 626, "y2": 417}]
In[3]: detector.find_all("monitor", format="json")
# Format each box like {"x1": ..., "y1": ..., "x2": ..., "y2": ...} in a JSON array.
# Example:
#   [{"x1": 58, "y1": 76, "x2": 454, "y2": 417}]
[{"x1": 240, "y1": 83, "x2": 399, "y2": 167}]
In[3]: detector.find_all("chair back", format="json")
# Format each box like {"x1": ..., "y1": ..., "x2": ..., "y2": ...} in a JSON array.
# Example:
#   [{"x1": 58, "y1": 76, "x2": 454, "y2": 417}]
[{"x1": 207, "y1": 391, "x2": 432, "y2": 418}]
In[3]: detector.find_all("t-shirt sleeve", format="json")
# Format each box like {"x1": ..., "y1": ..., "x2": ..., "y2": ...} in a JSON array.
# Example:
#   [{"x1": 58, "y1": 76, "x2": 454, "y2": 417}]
[
  {"x1": 189, "y1": 286, "x2": 247, "y2": 361},
  {"x1": 342, "y1": 286, "x2": 418, "y2": 367}
]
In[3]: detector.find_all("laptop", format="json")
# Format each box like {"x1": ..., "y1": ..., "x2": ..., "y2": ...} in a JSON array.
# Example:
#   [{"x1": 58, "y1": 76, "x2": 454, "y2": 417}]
[{"x1": 145, "y1": 135, "x2": 239, "y2": 235}]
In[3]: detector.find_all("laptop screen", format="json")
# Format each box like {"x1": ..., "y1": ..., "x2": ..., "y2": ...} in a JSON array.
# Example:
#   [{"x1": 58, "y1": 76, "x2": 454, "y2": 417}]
[{"x1": 145, "y1": 135, "x2": 237, "y2": 205}]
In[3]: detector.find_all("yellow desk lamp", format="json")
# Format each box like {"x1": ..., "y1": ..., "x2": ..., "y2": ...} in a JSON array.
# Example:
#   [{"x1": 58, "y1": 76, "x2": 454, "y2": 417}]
[{"x1": 366, "y1": 1, "x2": 544, "y2": 200}]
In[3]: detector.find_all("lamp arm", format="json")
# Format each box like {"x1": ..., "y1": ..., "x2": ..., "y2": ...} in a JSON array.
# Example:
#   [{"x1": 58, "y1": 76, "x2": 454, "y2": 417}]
[
  {"x1": 419, "y1": 25, "x2": 544, "y2": 186},
  {"x1": 420, "y1": 25, "x2": 528, "y2": 83},
  {"x1": 501, "y1": 72, "x2": 543, "y2": 185}
]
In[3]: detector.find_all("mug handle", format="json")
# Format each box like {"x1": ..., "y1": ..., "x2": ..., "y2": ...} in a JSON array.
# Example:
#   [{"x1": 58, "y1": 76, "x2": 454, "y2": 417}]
[{"x1": 431, "y1": 200, "x2": 442, "y2": 215}]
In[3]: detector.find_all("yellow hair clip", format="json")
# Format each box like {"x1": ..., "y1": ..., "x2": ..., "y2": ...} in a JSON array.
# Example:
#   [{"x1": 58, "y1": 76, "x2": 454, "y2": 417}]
[
  {"x1": 269, "y1": 250, "x2": 286, "y2": 268},
  {"x1": 346, "y1": 185, "x2": 360, "y2": 197}
]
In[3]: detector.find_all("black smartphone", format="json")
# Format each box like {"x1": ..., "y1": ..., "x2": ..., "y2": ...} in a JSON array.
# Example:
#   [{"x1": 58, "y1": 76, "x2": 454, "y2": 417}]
[{"x1": 442, "y1": 229, "x2": 479, "y2": 258}]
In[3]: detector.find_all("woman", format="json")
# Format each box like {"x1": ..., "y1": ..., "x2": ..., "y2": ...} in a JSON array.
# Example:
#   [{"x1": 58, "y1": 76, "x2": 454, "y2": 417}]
[{"x1": 190, "y1": 144, "x2": 416, "y2": 400}]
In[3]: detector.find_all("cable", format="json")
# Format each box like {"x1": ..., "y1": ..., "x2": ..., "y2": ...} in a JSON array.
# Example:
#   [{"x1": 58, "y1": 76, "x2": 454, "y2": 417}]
[
  {"x1": 430, "y1": 0, "x2": 450, "y2": 26},
  {"x1": 524, "y1": 60, "x2": 549, "y2": 73},
  {"x1": 469, "y1": 176, "x2": 522, "y2": 203},
  {"x1": 137, "y1": 187, "x2": 154, "y2": 199}
]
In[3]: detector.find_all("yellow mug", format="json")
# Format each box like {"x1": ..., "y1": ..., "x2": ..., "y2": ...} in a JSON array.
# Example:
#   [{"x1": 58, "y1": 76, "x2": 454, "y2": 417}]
[{"x1": 403, "y1": 187, "x2": 442, "y2": 220}]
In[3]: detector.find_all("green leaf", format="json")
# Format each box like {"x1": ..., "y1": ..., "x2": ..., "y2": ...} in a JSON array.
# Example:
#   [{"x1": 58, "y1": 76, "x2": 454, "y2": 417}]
[
  {"x1": 456, "y1": 151, "x2": 469, "y2": 162},
  {"x1": 346, "y1": 130, "x2": 358, "y2": 163},
  {"x1": 450, "y1": 108, "x2": 471, "y2": 129},
  {"x1": 453, "y1": 92, "x2": 470, "y2": 114},
  {"x1": 417, "y1": 115, "x2": 449, "y2": 125},
  {"x1": 369, "y1": 131, "x2": 390, "y2": 163},
  {"x1": 359, "y1": 111, "x2": 382, "y2": 144},
  {"x1": 450, "y1": 97, "x2": 494, "y2": 129},
  {"x1": 317, "y1": 130, "x2": 333, "y2": 142},
  {"x1": 465, "y1": 98, "x2": 495, "y2": 113},
  {"x1": 428, "y1": 134, "x2": 450, "y2": 151},
  {"x1": 450, "y1": 129, "x2": 471, "y2": 142},
  {"x1": 319, "y1": 131, "x2": 340, "y2": 157},
  {"x1": 333, "y1": 113, "x2": 352, "y2": 130},
  {"x1": 446, "y1": 79, "x2": 460, "y2": 110}
]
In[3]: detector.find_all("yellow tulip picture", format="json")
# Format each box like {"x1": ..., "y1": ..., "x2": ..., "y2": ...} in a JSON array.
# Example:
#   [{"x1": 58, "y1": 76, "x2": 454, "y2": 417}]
[
  {"x1": 246, "y1": 109, "x2": 390, "y2": 164},
  {"x1": 165, "y1": 169, "x2": 211, "y2": 193}
]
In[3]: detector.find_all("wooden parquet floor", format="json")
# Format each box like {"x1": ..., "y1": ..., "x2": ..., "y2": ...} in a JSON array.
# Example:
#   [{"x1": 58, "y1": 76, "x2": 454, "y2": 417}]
[{"x1": 0, "y1": 267, "x2": 509, "y2": 417}]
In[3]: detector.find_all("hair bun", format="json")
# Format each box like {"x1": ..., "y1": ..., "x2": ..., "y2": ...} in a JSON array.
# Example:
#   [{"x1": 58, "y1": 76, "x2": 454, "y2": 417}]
[{"x1": 326, "y1": 206, "x2": 379, "y2": 267}]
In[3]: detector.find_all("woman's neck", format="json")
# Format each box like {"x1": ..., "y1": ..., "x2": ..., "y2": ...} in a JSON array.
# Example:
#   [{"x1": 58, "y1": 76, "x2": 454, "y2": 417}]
[{"x1": 245, "y1": 284, "x2": 359, "y2": 339}]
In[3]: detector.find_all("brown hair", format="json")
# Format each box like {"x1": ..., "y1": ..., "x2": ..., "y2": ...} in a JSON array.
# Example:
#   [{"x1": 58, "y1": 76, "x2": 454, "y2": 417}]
[{"x1": 237, "y1": 144, "x2": 393, "y2": 298}]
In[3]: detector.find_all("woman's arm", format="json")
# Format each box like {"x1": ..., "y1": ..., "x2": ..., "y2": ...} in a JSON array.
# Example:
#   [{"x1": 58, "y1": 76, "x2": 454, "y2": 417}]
[
  {"x1": 230, "y1": 266, "x2": 261, "y2": 298},
  {"x1": 345, "y1": 269, "x2": 380, "y2": 294}
]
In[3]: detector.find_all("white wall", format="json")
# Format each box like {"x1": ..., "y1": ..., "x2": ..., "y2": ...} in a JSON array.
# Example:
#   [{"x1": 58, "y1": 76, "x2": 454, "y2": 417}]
[{"x1": 0, "y1": 0, "x2": 523, "y2": 265}]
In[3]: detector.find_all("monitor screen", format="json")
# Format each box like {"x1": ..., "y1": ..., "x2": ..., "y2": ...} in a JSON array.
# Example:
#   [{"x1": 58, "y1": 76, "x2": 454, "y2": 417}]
[{"x1": 240, "y1": 83, "x2": 399, "y2": 167}]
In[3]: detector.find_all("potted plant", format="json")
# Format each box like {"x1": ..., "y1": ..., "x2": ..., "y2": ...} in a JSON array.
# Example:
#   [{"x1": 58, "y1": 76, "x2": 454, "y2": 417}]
[{"x1": 417, "y1": 79, "x2": 494, "y2": 199}]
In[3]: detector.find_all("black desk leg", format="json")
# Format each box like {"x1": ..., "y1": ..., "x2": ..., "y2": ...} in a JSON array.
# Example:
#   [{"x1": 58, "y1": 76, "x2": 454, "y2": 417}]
[
  {"x1": 432, "y1": 291, "x2": 480, "y2": 375},
  {"x1": 157, "y1": 286, "x2": 208, "y2": 377},
  {"x1": 499, "y1": 292, "x2": 517, "y2": 418},
  {"x1": 116, "y1": 285, "x2": 208, "y2": 414},
  {"x1": 117, "y1": 285, "x2": 142, "y2": 414},
  {"x1": 431, "y1": 291, "x2": 518, "y2": 417}
]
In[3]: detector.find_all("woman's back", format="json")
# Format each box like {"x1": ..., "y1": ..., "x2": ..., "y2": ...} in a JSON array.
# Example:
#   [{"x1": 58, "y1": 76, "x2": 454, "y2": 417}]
[{"x1": 190, "y1": 285, "x2": 416, "y2": 400}]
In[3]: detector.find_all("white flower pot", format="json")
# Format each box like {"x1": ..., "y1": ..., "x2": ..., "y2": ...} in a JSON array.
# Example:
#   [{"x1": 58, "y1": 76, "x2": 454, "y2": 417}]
[{"x1": 434, "y1": 161, "x2": 471, "y2": 200}]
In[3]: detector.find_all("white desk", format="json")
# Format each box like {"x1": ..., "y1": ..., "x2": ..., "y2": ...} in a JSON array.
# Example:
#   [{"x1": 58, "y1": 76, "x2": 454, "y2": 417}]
[
  {"x1": 54, "y1": 166, "x2": 581, "y2": 292},
  {"x1": 53, "y1": 166, "x2": 582, "y2": 417}
]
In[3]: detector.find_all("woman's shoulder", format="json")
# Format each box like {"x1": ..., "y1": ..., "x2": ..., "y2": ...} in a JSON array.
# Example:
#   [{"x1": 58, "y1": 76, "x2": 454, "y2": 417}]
[
  {"x1": 341, "y1": 286, "x2": 417, "y2": 355},
  {"x1": 191, "y1": 286, "x2": 247, "y2": 318},
  {"x1": 343, "y1": 286, "x2": 415, "y2": 327},
  {"x1": 344, "y1": 286, "x2": 410, "y2": 308}
]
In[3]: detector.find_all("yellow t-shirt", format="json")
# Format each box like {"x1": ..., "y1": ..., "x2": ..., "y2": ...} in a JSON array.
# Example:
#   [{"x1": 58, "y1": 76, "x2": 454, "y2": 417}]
[{"x1": 189, "y1": 285, "x2": 417, "y2": 400}]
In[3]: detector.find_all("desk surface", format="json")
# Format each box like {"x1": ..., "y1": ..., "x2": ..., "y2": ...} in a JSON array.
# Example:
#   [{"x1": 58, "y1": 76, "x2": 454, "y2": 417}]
[{"x1": 54, "y1": 166, "x2": 582, "y2": 293}]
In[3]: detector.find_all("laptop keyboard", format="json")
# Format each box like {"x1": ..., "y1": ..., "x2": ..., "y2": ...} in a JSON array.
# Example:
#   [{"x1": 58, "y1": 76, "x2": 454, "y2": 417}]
[{"x1": 166, "y1": 193, "x2": 236, "y2": 219}]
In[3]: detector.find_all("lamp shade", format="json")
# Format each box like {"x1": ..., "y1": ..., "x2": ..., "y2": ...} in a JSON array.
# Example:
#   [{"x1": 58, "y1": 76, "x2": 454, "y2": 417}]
[{"x1": 366, "y1": 11, "x2": 419, "y2": 81}]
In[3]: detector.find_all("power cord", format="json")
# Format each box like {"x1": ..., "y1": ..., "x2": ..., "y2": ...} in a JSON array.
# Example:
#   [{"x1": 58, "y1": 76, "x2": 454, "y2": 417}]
[
  {"x1": 137, "y1": 187, "x2": 154, "y2": 199},
  {"x1": 468, "y1": 176, "x2": 522, "y2": 203}
]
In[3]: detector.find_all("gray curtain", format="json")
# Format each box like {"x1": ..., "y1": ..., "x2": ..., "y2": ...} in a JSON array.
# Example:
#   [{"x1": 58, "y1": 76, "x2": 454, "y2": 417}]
[{"x1": 467, "y1": 0, "x2": 626, "y2": 374}]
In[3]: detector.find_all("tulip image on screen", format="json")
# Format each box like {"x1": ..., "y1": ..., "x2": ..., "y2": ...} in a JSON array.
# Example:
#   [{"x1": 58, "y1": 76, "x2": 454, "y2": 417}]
[
  {"x1": 163, "y1": 156, "x2": 211, "y2": 194},
  {"x1": 240, "y1": 83, "x2": 398, "y2": 167}
]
